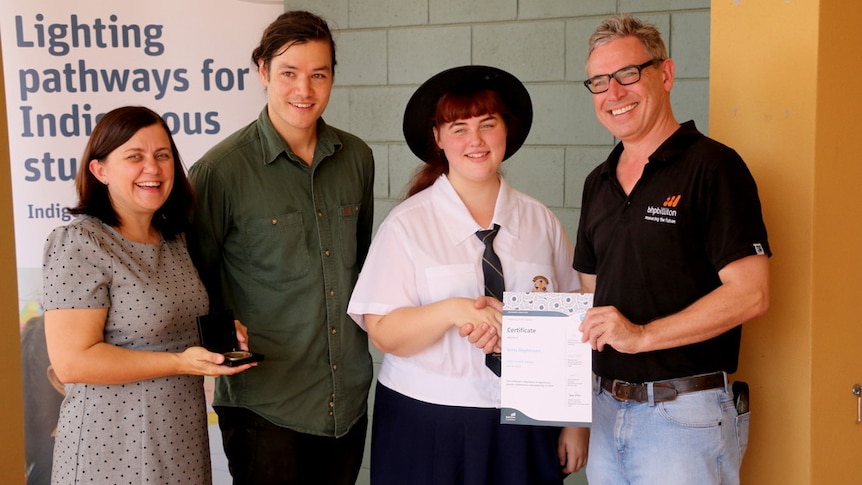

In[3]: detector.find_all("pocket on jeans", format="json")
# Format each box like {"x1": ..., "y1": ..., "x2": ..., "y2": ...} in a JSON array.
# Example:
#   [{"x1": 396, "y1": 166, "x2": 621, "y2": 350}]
[{"x1": 736, "y1": 411, "x2": 750, "y2": 459}]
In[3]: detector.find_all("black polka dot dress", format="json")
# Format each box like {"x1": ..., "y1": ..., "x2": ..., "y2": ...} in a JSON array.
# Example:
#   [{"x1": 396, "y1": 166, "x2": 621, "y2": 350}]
[{"x1": 42, "y1": 216, "x2": 212, "y2": 484}]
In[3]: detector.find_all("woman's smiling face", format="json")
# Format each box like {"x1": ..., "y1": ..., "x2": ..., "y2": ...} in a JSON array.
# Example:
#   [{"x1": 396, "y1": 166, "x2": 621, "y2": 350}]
[
  {"x1": 434, "y1": 113, "x2": 507, "y2": 186},
  {"x1": 89, "y1": 123, "x2": 175, "y2": 223}
]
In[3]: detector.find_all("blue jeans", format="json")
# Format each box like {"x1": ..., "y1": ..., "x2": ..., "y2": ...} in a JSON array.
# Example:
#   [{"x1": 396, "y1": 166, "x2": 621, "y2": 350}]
[{"x1": 586, "y1": 376, "x2": 749, "y2": 485}]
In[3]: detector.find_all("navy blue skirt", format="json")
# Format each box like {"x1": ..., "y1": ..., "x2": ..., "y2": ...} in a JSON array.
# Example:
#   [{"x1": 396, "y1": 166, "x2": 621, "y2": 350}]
[{"x1": 370, "y1": 382, "x2": 566, "y2": 485}]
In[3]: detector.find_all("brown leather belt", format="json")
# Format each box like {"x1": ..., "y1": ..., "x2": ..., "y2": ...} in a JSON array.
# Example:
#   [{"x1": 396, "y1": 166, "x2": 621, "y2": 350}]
[{"x1": 599, "y1": 372, "x2": 726, "y2": 403}]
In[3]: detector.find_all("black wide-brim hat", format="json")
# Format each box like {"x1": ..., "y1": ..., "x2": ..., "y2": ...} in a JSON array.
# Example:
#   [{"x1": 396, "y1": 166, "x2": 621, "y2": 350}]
[{"x1": 403, "y1": 65, "x2": 533, "y2": 163}]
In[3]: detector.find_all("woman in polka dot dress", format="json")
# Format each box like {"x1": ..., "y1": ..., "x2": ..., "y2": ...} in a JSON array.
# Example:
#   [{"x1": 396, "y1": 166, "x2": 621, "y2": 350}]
[{"x1": 41, "y1": 106, "x2": 256, "y2": 484}]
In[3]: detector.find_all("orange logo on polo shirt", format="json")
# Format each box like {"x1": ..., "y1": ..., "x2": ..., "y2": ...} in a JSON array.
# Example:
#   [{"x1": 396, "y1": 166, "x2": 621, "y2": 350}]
[{"x1": 645, "y1": 194, "x2": 681, "y2": 225}]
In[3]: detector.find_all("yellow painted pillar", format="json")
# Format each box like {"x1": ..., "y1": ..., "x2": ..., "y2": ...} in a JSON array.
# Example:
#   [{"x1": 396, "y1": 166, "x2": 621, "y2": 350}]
[
  {"x1": 0, "y1": 40, "x2": 27, "y2": 484},
  {"x1": 808, "y1": 1, "x2": 862, "y2": 482},
  {"x1": 712, "y1": 0, "x2": 862, "y2": 482}
]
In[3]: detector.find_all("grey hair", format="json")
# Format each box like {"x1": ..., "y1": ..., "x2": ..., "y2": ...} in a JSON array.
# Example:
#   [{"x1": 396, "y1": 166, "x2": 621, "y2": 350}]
[{"x1": 587, "y1": 14, "x2": 668, "y2": 62}]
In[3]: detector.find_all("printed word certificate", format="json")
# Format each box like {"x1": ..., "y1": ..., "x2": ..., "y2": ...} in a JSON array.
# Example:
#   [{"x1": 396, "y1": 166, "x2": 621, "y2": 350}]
[{"x1": 500, "y1": 292, "x2": 593, "y2": 426}]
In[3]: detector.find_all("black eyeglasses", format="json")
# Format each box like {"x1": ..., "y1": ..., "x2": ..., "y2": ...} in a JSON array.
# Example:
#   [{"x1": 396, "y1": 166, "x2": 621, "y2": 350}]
[{"x1": 583, "y1": 59, "x2": 660, "y2": 94}]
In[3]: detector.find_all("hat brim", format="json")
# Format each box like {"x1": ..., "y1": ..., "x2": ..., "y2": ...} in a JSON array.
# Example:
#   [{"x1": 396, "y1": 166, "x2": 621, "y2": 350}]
[{"x1": 403, "y1": 65, "x2": 533, "y2": 163}]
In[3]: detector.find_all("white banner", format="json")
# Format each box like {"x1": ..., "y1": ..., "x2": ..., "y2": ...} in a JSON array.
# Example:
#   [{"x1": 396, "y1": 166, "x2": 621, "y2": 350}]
[
  {"x1": 2, "y1": 0, "x2": 281, "y2": 310},
  {"x1": 0, "y1": 0, "x2": 282, "y2": 482}
]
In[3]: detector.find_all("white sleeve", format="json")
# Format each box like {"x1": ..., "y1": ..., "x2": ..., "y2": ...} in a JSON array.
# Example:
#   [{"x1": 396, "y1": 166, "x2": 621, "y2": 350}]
[{"x1": 347, "y1": 215, "x2": 420, "y2": 330}]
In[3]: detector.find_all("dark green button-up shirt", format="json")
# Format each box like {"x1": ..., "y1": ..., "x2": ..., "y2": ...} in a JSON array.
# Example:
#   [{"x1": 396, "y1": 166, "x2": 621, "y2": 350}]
[{"x1": 188, "y1": 108, "x2": 374, "y2": 438}]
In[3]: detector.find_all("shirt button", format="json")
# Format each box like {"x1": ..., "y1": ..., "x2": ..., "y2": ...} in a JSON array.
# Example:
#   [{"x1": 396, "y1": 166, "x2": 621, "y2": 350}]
[
  {"x1": 270, "y1": 218, "x2": 278, "y2": 225},
  {"x1": 317, "y1": 211, "x2": 324, "y2": 218},
  {"x1": 329, "y1": 289, "x2": 336, "y2": 296},
  {"x1": 331, "y1": 327, "x2": 337, "y2": 335},
  {"x1": 332, "y1": 364, "x2": 337, "y2": 371},
  {"x1": 329, "y1": 401, "x2": 335, "y2": 408},
  {"x1": 329, "y1": 411, "x2": 334, "y2": 416},
  {"x1": 324, "y1": 249, "x2": 331, "y2": 257}
]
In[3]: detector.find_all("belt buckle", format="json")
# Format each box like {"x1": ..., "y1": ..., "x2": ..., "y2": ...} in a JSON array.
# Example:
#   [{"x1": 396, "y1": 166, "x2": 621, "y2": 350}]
[
  {"x1": 609, "y1": 379, "x2": 679, "y2": 402},
  {"x1": 610, "y1": 379, "x2": 639, "y2": 402}
]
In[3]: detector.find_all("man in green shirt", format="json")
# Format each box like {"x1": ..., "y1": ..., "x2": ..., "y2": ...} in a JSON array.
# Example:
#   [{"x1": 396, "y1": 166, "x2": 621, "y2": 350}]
[{"x1": 188, "y1": 11, "x2": 374, "y2": 485}]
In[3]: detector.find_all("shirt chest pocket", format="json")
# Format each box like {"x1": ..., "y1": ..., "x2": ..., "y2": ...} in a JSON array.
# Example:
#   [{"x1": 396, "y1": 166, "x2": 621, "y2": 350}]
[
  {"x1": 423, "y1": 264, "x2": 479, "y2": 304},
  {"x1": 241, "y1": 212, "x2": 310, "y2": 284}
]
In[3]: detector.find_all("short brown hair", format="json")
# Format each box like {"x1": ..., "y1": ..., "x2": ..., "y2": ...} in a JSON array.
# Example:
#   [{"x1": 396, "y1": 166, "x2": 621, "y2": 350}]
[
  {"x1": 251, "y1": 11, "x2": 336, "y2": 75},
  {"x1": 69, "y1": 106, "x2": 193, "y2": 240}
]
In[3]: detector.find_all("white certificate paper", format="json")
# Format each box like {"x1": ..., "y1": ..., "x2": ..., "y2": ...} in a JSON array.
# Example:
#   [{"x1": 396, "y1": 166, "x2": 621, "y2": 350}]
[{"x1": 500, "y1": 291, "x2": 593, "y2": 426}]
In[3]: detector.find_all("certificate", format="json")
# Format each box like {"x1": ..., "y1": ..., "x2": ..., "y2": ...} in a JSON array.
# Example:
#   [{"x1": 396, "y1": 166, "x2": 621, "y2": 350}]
[{"x1": 500, "y1": 291, "x2": 593, "y2": 426}]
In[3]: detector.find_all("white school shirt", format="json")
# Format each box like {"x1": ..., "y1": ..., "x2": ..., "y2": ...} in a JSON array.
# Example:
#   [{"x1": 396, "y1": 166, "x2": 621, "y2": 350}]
[{"x1": 348, "y1": 174, "x2": 578, "y2": 408}]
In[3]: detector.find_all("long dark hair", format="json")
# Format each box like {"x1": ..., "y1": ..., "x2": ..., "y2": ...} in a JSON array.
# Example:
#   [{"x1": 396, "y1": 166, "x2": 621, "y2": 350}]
[
  {"x1": 406, "y1": 88, "x2": 514, "y2": 197},
  {"x1": 68, "y1": 106, "x2": 193, "y2": 240}
]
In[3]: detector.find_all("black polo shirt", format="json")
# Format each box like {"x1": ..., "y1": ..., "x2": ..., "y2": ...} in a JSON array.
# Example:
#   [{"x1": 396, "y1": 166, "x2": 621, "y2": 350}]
[{"x1": 574, "y1": 121, "x2": 771, "y2": 382}]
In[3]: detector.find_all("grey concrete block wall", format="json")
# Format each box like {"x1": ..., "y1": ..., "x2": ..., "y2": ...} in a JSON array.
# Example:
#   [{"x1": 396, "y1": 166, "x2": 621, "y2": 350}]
[
  {"x1": 281, "y1": 0, "x2": 711, "y2": 239},
  {"x1": 279, "y1": 2, "x2": 711, "y2": 484}
]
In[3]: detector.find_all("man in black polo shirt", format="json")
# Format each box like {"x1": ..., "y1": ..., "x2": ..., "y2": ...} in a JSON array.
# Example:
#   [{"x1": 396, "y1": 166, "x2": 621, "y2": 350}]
[{"x1": 574, "y1": 14, "x2": 771, "y2": 484}]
